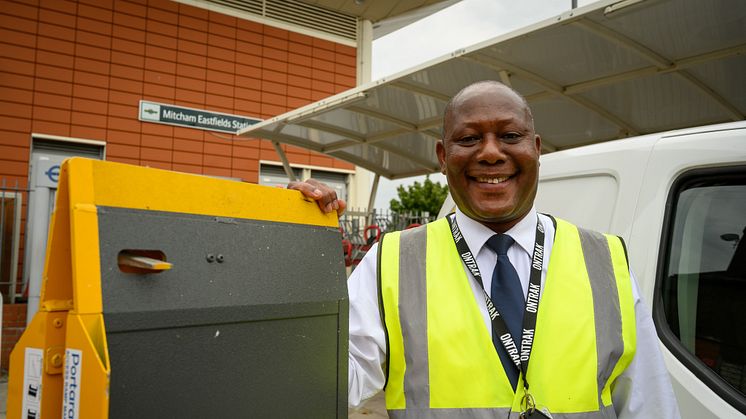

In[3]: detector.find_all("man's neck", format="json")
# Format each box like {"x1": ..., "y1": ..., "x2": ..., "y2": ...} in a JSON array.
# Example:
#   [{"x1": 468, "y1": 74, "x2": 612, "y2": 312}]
[
  {"x1": 457, "y1": 210, "x2": 533, "y2": 234},
  {"x1": 455, "y1": 207, "x2": 539, "y2": 257}
]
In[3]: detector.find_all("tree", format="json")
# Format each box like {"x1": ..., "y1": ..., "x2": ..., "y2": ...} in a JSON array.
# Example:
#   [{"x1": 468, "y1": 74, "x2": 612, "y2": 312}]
[{"x1": 389, "y1": 176, "x2": 449, "y2": 216}]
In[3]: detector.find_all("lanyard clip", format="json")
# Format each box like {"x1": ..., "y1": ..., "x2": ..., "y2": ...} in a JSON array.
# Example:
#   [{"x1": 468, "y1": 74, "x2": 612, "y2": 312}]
[{"x1": 521, "y1": 392, "x2": 536, "y2": 414}]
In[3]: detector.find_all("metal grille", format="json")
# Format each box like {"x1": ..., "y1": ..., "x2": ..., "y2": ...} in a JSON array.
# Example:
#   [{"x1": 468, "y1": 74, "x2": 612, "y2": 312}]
[
  {"x1": 339, "y1": 208, "x2": 436, "y2": 269},
  {"x1": 207, "y1": 0, "x2": 358, "y2": 41}
]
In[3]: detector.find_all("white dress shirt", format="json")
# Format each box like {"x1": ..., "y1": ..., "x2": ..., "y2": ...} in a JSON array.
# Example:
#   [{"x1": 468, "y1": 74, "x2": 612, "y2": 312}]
[{"x1": 348, "y1": 208, "x2": 680, "y2": 418}]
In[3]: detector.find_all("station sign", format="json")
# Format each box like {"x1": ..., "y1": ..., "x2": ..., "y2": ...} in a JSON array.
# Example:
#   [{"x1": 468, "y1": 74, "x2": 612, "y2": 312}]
[{"x1": 139, "y1": 100, "x2": 260, "y2": 134}]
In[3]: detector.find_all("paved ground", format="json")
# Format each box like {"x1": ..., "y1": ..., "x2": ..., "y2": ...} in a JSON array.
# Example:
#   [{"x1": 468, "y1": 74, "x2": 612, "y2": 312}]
[
  {"x1": 0, "y1": 374, "x2": 384, "y2": 419},
  {"x1": 349, "y1": 392, "x2": 388, "y2": 419},
  {"x1": 1, "y1": 374, "x2": 6, "y2": 419}
]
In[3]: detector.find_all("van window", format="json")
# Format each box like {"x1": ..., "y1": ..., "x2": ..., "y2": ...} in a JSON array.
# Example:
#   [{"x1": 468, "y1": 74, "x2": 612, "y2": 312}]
[{"x1": 657, "y1": 169, "x2": 746, "y2": 405}]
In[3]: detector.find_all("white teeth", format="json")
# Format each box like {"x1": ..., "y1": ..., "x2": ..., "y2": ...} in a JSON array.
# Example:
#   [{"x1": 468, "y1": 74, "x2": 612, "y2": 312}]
[{"x1": 476, "y1": 176, "x2": 509, "y2": 184}]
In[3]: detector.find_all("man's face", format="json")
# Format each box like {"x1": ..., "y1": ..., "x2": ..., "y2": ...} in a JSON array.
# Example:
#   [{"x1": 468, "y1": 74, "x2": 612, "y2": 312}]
[{"x1": 436, "y1": 84, "x2": 541, "y2": 233}]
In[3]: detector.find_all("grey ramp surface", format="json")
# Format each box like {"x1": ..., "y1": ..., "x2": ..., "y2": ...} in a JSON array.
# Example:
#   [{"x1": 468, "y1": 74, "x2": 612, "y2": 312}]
[{"x1": 96, "y1": 207, "x2": 348, "y2": 418}]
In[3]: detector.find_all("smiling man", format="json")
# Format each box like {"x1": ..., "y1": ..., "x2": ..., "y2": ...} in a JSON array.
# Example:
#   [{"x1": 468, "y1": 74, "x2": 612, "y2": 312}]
[{"x1": 293, "y1": 81, "x2": 679, "y2": 419}]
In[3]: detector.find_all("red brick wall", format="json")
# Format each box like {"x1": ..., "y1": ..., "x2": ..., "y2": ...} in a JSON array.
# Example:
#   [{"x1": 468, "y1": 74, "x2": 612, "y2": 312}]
[
  {"x1": 0, "y1": 0, "x2": 357, "y2": 364},
  {"x1": 2, "y1": 303, "x2": 27, "y2": 372},
  {"x1": 0, "y1": 0, "x2": 356, "y2": 185}
]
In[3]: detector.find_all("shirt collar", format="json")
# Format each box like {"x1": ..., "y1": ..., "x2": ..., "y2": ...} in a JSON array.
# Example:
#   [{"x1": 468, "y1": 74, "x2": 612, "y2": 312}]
[{"x1": 454, "y1": 207, "x2": 538, "y2": 258}]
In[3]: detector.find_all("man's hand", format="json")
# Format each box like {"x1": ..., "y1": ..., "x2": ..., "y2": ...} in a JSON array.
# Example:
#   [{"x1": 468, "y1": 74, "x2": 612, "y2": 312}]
[{"x1": 288, "y1": 178, "x2": 347, "y2": 217}]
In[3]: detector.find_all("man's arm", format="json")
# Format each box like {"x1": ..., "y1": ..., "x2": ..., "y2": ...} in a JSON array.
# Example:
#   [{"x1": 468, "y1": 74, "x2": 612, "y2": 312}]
[
  {"x1": 612, "y1": 275, "x2": 681, "y2": 418},
  {"x1": 347, "y1": 244, "x2": 387, "y2": 407}
]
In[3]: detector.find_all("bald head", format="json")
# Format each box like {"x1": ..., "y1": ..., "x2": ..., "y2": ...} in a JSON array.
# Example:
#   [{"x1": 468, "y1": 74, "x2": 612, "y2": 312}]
[{"x1": 442, "y1": 81, "x2": 534, "y2": 138}]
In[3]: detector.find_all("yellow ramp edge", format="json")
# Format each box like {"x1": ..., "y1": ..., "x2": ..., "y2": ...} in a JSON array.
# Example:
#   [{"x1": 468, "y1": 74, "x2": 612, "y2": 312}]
[{"x1": 84, "y1": 158, "x2": 339, "y2": 227}]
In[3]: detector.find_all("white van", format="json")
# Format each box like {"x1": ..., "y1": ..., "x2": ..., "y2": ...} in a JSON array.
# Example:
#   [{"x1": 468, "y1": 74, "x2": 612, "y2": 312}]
[
  {"x1": 438, "y1": 121, "x2": 746, "y2": 417},
  {"x1": 534, "y1": 121, "x2": 746, "y2": 418}
]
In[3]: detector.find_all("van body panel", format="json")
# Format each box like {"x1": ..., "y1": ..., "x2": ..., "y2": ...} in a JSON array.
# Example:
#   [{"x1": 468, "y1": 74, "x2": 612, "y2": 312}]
[
  {"x1": 629, "y1": 124, "x2": 746, "y2": 302},
  {"x1": 536, "y1": 132, "x2": 659, "y2": 238}
]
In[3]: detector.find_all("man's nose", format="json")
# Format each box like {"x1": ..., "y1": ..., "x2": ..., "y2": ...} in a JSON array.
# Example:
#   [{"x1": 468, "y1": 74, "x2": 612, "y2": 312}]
[{"x1": 476, "y1": 135, "x2": 506, "y2": 164}]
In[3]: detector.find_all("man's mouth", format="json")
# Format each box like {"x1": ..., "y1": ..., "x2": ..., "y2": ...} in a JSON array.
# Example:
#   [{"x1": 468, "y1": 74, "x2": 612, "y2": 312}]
[{"x1": 474, "y1": 175, "x2": 511, "y2": 184}]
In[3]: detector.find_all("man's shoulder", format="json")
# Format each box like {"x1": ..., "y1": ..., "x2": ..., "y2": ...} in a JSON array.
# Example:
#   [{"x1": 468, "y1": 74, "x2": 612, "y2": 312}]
[
  {"x1": 543, "y1": 214, "x2": 628, "y2": 257},
  {"x1": 379, "y1": 218, "x2": 452, "y2": 252},
  {"x1": 388, "y1": 217, "x2": 449, "y2": 237},
  {"x1": 544, "y1": 214, "x2": 620, "y2": 237}
]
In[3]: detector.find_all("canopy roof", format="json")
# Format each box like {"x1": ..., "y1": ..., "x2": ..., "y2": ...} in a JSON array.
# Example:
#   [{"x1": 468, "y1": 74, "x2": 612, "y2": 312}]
[{"x1": 239, "y1": 0, "x2": 746, "y2": 179}]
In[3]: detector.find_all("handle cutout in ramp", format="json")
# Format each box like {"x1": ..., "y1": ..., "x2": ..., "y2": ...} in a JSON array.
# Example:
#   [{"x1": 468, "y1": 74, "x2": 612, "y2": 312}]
[{"x1": 117, "y1": 250, "x2": 171, "y2": 274}]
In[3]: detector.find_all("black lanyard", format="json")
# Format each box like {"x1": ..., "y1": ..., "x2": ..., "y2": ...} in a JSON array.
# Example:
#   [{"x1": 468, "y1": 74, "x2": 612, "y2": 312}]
[{"x1": 446, "y1": 214, "x2": 545, "y2": 391}]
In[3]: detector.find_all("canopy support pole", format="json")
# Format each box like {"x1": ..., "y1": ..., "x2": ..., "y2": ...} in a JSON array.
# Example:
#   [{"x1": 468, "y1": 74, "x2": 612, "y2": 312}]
[
  {"x1": 366, "y1": 174, "x2": 380, "y2": 225},
  {"x1": 272, "y1": 141, "x2": 297, "y2": 182}
]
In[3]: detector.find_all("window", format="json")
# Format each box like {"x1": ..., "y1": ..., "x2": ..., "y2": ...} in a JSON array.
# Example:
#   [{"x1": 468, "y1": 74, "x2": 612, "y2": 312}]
[
  {"x1": 0, "y1": 190, "x2": 22, "y2": 302},
  {"x1": 259, "y1": 164, "x2": 302, "y2": 188},
  {"x1": 536, "y1": 173, "x2": 618, "y2": 232},
  {"x1": 656, "y1": 168, "x2": 746, "y2": 412},
  {"x1": 310, "y1": 169, "x2": 347, "y2": 202},
  {"x1": 259, "y1": 164, "x2": 349, "y2": 202}
]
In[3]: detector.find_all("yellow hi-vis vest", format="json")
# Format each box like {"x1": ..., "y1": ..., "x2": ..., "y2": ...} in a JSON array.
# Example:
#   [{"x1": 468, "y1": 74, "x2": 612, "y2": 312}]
[{"x1": 378, "y1": 216, "x2": 636, "y2": 419}]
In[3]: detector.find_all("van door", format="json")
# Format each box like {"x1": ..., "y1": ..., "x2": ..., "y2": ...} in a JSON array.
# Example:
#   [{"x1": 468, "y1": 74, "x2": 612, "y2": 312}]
[{"x1": 628, "y1": 126, "x2": 746, "y2": 418}]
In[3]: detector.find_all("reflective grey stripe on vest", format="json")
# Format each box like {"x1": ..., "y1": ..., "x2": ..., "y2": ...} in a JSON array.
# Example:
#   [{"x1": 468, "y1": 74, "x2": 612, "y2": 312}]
[
  {"x1": 389, "y1": 405, "x2": 617, "y2": 419},
  {"x1": 389, "y1": 407, "x2": 511, "y2": 419},
  {"x1": 398, "y1": 226, "x2": 430, "y2": 408},
  {"x1": 577, "y1": 227, "x2": 624, "y2": 409}
]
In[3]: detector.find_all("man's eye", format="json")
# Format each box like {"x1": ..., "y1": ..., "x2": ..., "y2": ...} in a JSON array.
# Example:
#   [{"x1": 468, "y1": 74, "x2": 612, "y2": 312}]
[
  {"x1": 457, "y1": 136, "x2": 479, "y2": 144},
  {"x1": 503, "y1": 133, "x2": 522, "y2": 142}
]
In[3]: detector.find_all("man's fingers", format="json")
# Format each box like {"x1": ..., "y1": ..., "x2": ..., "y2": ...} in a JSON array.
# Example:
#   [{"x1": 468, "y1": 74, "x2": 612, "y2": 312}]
[
  {"x1": 308, "y1": 188, "x2": 323, "y2": 199},
  {"x1": 336, "y1": 199, "x2": 347, "y2": 216},
  {"x1": 288, "y1": 179, "x2": 343, "y2": 216},
  {"x1": 288, "y1": 181, "x2": 322, "y2": 199}
]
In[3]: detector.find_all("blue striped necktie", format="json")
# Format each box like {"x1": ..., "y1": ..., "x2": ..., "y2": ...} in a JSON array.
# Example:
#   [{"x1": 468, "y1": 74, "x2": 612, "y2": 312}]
[{"x1": 485, "y1": 233, "x2": 524, "y2": 390}]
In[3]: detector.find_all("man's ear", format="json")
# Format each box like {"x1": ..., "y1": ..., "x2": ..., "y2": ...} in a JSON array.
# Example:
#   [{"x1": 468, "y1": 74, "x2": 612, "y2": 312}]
[
  {"x1": 436, "y1": 140, "x2": 447, "y2": 174},
  {"x1": 534, "y1": 134, "x2": 542, "y2": 155}
]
